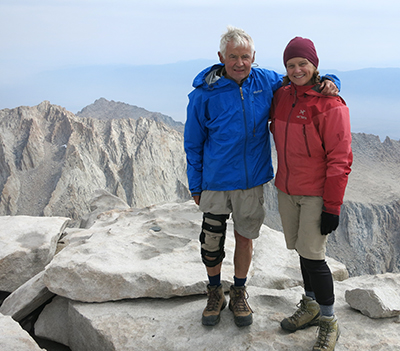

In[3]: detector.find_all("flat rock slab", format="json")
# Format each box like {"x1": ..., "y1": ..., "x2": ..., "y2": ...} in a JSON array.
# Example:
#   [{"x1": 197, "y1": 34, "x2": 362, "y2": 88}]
[
  {"x1": 43, "y1": 202, "x2": 348, "y2": 302},
  {"x1": 35, "y1": 281, "x2": 400, "y2": 351},
  {"x1": 0, "y1": 313, "x2": 44, "y2": 351},
  {"x1": 0, "y1": 271, "x2": 55, "y2": 321},
  {"x1": 0, "y1": 216, "x2": 70, "y2": 292}
]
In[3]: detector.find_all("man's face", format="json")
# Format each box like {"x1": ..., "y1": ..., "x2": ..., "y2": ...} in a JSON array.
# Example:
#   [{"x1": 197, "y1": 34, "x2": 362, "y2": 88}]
[{"x1": 218, "y1": 41, "x2": 255, "y2": 85}]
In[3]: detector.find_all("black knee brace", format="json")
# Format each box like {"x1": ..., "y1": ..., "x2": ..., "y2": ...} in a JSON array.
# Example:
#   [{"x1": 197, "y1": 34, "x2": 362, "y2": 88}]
[{"x1": 199, "y1": 212, "x2": 229, "y2": 267}]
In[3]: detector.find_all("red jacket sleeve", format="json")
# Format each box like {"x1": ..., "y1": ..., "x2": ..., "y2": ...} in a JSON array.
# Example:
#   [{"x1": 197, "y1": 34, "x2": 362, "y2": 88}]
[{"x1": 318, "y1": 101, "x2": 353, "y2": 215}]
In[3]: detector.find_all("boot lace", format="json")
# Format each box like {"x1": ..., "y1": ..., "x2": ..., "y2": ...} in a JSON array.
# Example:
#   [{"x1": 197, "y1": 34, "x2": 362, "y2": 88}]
[
  {"x1": 288, "y1": 299, "x2": 308, "y2": 322},
  {"x1": 314, "y1": 320, "x2": 332, "y2": 349},
  {"x1": 231, "y1": 288, "x2": 253, "y2": 313},
  {"x1": 205, "y1": 288, "x2": 221, "y2": 311}
]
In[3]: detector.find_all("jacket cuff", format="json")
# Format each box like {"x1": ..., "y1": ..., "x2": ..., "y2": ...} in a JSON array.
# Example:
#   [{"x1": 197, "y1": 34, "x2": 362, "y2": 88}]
[{"x1": 322, "y1": 205, "x2": 341, "y2": 216}]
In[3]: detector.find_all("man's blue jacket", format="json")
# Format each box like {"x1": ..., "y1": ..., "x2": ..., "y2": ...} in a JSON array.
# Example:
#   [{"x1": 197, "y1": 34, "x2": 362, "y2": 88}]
[
  {"x1": 184, "y1": 63, "x2": 282, "y2": 196},
  {"x1": 184, "y1": 63, "x2": 339, "y2": 196}
]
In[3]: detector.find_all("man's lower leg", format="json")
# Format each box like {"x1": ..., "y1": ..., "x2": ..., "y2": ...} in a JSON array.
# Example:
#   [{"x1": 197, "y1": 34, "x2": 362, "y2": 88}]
[{"x1": 230, "y1": 231, "x2": 253, "y2": 326}]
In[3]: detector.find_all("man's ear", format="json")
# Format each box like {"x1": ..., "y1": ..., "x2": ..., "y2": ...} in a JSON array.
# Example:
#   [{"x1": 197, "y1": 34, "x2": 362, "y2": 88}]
[
  {"x1": 252, "y1": 51, "x2": 256, "y2": 63},
  {"x1": 218, "y1": 51, "x2": 225, "y2": 64}
]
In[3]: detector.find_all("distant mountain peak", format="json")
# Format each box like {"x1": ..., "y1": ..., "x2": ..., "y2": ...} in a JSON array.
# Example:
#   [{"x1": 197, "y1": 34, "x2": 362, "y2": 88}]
[{"x1": 76, "y1": 98, "x2": 184, "y2": 133}]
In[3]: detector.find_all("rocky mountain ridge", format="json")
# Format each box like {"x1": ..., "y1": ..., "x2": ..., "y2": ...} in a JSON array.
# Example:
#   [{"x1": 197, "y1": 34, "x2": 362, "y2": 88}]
[
  {"x1": 0, "y1": 101, "x2": 190, "y2": 226},
  {"x1": 323, "y1": 133, "x2": 400, "y2": 276},
  {"x1": 0, "y1": 101, "x2": 400, "y2": 277}
]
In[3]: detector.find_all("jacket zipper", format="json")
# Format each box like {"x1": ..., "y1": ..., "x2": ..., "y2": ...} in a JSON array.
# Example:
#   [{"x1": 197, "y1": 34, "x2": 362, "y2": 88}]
[
  {"x1": 240, "y1": 86, "x2": 249, "y2": 188},
  {"x1": 284, "y1": 90, "x2": 297, "y2": 194}
]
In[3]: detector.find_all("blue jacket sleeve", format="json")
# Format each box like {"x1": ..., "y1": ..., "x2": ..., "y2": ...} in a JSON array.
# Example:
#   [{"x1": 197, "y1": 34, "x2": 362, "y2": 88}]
[
  {"x1": 184, "y1": 91, "x2": 207, "y2": 196},
  {"x1": 268, "y1": 70, "x2": 284, "y2": 93}
]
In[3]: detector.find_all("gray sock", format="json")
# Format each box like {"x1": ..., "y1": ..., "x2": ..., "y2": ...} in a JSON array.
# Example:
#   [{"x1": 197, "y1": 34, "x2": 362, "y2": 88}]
[
  {"x1": 320, "y1": 304, "x2": 334, "y2": 317},
  {"x1": 305, "y1": 291, "x2": 316, "y2": 300}
]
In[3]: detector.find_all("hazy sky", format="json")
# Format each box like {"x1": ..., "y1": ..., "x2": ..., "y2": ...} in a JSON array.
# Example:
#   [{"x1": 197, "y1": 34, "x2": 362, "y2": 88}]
[{"x1": 1, "y1": 0, "x2": 399, "y2": 82}]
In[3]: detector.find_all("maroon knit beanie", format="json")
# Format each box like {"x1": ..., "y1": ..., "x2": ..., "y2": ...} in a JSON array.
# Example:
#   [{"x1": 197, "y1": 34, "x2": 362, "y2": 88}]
[{"x1": 283, "y1": 37, "x2": 319, "y2": 68}]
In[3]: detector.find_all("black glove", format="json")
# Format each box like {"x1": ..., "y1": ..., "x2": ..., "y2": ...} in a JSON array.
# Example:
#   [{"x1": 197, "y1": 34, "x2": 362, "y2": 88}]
[{"x1": 320, "y1": 211, "x2": 339, "y2": 235}]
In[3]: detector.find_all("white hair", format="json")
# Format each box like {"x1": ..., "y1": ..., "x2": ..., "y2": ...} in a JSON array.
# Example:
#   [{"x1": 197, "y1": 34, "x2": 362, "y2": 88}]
[{"x1": 219, "y1": 25, "x2": 255, "y2": 59}]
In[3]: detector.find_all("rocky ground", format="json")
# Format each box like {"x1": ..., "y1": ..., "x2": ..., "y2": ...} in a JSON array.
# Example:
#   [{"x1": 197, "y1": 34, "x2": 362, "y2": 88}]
[{"x1": 1, "y1": 199, "x2": 400, "y2": 350}]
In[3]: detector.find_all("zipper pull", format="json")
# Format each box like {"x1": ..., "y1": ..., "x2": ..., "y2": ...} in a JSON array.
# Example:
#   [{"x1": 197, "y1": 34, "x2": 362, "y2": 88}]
[{"x1": 240, "y1": 87, "x2": 244, "y2": 100}]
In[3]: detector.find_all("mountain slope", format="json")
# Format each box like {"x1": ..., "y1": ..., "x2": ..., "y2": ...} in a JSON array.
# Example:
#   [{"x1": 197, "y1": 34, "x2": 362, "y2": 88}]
[{"x1": 0, "y1": 101, "x2": 190, "y2": 226}]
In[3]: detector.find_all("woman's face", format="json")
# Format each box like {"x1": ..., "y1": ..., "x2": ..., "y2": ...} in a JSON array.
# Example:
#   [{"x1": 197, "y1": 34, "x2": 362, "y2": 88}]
[{"x1": 286, "y1": 57, "x2": 316, "y2": 86}]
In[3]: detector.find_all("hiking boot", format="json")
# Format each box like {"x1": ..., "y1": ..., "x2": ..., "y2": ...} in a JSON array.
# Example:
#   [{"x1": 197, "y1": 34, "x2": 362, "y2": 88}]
[
  {"x1": 281, "y1": 295, "x2": 320, "y2": 332},
  {"x1": 312, "y1": 315, "x2": 340, "y2": 351},
  {"x1": 229, "y1": 285, "x2": 253, "y2": 327},
  {"x1": 202, "y1": 284, "x2": 227, "y2": 326}
]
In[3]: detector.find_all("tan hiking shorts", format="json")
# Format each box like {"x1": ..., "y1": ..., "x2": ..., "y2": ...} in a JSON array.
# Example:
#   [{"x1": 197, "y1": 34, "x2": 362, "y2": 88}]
[
  {"x1": 277, "y1": 189, "x2": 327, "y2": 260},
  {"x1": 199, "y1": 185, "x2": 265, "y2": 240}
]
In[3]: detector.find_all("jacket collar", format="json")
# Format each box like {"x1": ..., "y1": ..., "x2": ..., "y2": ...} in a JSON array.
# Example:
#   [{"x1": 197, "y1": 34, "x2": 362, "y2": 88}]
[
  {"x1": 290, "y1": 83, "x2": 322, "y2": 96},
  {"x1": 194, "y1": 63, "x2": 254, "y2": 89}
]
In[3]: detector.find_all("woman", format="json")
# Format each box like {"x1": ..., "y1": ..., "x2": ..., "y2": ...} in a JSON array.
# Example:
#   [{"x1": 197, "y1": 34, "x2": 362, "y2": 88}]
[{"x1": 270, "y1": 37, "x2": 352, "y2": 351}]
